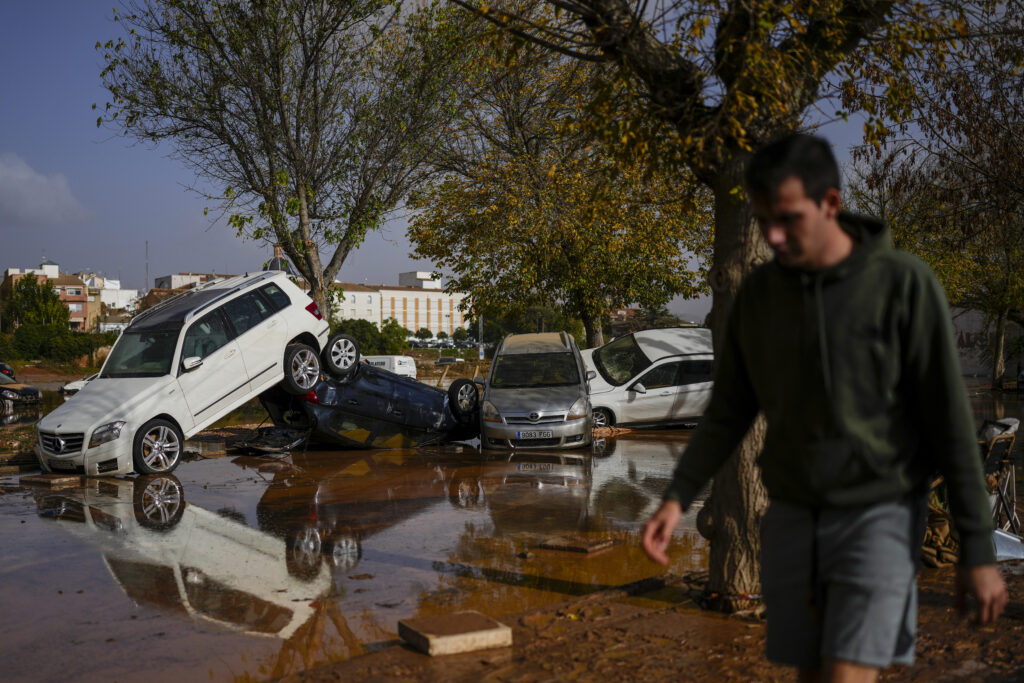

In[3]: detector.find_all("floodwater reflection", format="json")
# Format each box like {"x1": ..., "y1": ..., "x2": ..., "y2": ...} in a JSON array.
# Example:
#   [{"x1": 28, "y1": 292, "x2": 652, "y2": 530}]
[{"x1": 0, "y1": 432, "x2": 705, "y2": 680}]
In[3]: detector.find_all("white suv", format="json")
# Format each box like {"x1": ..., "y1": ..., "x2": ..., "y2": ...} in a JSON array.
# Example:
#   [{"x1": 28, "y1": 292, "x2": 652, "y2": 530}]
[{"x1": 35, "y1": 272, "x2": 332, "y2": 477}]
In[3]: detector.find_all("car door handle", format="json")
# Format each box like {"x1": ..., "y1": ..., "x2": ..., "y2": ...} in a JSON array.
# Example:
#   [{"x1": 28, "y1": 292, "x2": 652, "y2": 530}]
[{"x1": 346, "y1": 399, "x2": 359, "y2": 406}]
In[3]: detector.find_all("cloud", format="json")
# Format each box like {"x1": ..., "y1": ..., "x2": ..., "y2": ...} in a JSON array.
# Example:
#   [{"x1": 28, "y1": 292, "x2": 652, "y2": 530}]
[{"x1": 0, "y1": 153, "x2": 89, "y2": 227}]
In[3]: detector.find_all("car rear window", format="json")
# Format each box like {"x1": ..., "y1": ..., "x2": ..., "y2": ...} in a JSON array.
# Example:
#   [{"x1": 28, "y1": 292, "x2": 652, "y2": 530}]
[
  {"x1": 593, "y1": 334, "x2": 652, "y2": 386},
  {"x1": 259, "y1": 283, "x2": 292, "y2": 311},
  {"x1": 222, "y1": 292, "x2": 274, "y2": 336}
]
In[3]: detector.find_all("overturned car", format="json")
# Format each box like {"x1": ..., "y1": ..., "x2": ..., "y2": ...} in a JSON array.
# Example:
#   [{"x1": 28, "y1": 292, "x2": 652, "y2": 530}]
[{"x1": 258, "y1": 333, "x2": 480, "y2": 449}]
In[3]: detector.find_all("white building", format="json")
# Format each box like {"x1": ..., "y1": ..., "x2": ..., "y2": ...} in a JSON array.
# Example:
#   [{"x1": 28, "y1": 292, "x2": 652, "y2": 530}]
[
  {"x1": 80, "y1": 274, "x2": 140, "y2": 312},
  {"x1": 331, "y1": 272, "x2": 468, "y2": 335}
]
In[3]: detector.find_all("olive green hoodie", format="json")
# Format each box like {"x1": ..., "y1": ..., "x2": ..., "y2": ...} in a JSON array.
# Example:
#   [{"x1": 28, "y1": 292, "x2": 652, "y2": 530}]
[{"x1": 665, "y1": 212, "x2": 996, "y2": 566}]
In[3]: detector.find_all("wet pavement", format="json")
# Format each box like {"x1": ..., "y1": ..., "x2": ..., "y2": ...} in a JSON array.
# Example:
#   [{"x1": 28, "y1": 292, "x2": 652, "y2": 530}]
[
  {"x1": 0, "y1": 401, "x2": 707, "y2": 681},
  {"x1": 0, "y1": 380, "x2": 1021, "y2": 681}
]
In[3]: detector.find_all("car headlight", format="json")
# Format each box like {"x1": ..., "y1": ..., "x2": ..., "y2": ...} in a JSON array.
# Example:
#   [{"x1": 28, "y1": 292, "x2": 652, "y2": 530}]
[
  {"x1": 567, "y1": 397, "x2": 589, "y2": 420},
  {"x1": 482, "y1": 400, "x2": 502, "y2": 423},
  {"x1": 0, "y1": 389, "x2": 17, "y2": 400},
  {"x1": 88, "y1": 421, "x2": 127, "y2": 449}
]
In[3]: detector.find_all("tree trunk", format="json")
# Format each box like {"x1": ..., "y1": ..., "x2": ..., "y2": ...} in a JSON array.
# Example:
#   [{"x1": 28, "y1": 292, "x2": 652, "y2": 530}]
[
  {"x1": 583, "y1": 316, "x2": 604, "y2": 349},
  {"x1": 992, "y1": 309, "x2": 1007, "y2": 390},
  {"x1": 701, "y1": 157, "x2": 771, "y2": 611}
]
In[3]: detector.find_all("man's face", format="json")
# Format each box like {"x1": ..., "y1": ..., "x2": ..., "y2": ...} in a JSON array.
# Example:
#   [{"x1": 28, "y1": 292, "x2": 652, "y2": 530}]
[{"x1": 751, "y1": 175, "x2": 840, "y2": 269}]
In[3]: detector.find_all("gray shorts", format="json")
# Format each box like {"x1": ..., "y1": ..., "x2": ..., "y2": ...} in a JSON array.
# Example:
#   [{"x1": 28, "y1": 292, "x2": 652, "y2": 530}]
[{"x1": 761, "y1": 497, "x2": 925, "y2": 669}]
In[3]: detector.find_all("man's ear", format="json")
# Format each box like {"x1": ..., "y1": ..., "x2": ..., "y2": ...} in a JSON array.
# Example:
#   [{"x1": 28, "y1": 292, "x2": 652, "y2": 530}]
[{"x1": 822, "y1": 187, "x2": 842, "y2": 220}]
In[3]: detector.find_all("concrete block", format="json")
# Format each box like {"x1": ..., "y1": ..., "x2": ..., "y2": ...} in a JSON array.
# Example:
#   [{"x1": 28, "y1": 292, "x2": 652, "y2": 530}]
[
  {"x1": 538, "y1": 535, "x2": 613, "y2": 554},
  {"x1": 20, "y1": 473, "x2": 82, "y2": 488},
  {"x1": 399, "y1": 611, "x2": 512, "y2": 656}
]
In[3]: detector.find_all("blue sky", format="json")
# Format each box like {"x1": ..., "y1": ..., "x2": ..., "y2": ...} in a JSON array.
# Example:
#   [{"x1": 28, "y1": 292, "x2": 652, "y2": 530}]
[
  {"x1": 0, "y1": 1, "x2": 431, "y2": 294},
  {"x1": 0, "y1": 2, "x2": 865, "y2": 323}
]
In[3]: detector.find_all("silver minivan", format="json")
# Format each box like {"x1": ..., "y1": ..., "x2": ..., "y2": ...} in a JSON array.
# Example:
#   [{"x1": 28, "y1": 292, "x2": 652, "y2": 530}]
[{"x1": 480, "y1": 332, "x2": 594, "y2": 449}]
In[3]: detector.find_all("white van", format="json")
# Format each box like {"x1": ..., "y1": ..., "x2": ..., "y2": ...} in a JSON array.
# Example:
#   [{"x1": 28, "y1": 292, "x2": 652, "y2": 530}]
[{"x1": 363, "y1": 355, "x2": 417, "y2": 379}]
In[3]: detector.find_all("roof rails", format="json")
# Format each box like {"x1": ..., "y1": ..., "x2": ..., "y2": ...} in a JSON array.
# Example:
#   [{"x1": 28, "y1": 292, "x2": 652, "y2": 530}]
[
  {"x1": 182, "y1": 271, "x2": 277, "y2": 324},
  {"x1": 128, "y1": 271, "x2": 276, "y2": 328}
]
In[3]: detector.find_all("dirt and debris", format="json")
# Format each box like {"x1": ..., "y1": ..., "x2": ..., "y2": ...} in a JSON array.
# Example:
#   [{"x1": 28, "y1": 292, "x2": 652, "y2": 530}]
[{"x1": 280, "y1": 564, "x2": 1024, "y2": 682}]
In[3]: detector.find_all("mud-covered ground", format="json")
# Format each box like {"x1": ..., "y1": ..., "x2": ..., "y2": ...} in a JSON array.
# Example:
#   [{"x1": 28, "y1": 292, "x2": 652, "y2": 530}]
[{"x1": 283, "y1": 563, "x2": 1024, "y2": 682}]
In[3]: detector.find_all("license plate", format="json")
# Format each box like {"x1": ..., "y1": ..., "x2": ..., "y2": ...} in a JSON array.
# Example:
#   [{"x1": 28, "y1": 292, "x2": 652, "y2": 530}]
[
  {"x1": 516, "y1": 430, "x2": 553, "y2": 439},
  {"x1": 516, "y1": 462, "x2": 553, "y2": 472}
]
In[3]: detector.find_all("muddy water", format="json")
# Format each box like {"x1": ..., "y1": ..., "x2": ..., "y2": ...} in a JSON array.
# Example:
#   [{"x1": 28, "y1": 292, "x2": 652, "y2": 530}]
[
  {"x1": 1, "y1": 382, "x2": 1020, "y2": 682},
  {"x1": 0, "y1": 430, "x2": 706, "y2": 682}
]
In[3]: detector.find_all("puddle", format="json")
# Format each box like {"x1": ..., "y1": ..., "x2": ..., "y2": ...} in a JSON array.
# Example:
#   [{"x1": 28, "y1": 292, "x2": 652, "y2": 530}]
[{"x1": 0, "y1": 432, "x2": 705, "y2": 681}]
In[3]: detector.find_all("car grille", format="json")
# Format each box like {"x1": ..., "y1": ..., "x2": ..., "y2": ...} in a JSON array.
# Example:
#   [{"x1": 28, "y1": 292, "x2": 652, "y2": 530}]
[
  {"x1": 504, "y1": 414, "x2": 566, "y2": 424},
  {"x1": 39, "y1": 432, "x2": 85, "y2": 456}
]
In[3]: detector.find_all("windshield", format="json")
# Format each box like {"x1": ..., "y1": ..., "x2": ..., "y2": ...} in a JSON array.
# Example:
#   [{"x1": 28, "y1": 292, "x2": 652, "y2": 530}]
[
  {"x1": 101, "y1": 329, "x2": 180, "y2": 378},
  {"x1": 491, "y1": 352, "x2": 580, "y2": 388},
  {"x1": 593, "y1": 334, "x2": 652, "y2": 386}
]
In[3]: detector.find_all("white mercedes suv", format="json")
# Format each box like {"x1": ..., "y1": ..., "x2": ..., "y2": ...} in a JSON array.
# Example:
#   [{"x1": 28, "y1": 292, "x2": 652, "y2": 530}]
[{"x1": 35, "y1": 271, "x2": 333, "y2": 477}]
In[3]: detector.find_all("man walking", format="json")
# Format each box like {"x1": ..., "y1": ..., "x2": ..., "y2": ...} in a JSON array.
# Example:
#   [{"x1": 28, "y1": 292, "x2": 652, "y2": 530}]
[{"x1": 642, "y1": 134, "x2": 1007, "y2": 681}]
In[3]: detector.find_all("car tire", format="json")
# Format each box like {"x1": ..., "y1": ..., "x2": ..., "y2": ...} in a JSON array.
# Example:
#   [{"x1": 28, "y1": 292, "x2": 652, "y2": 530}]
[
  {"x1": 132, "y1": 419, "x2": 183, "y2": 475},
  {"x1": 322, "y1": 333, "x2": 360, "y2": 379},
  {"x1": 133, "y1": 474, "x2": 185, "y2": 530},
  {"x1": 448, "y1": 379, "x2": 478, "y2": 421},
  {"x1": 327, "y1": 535, "x2": 362, "y2": 572},
  {"x1": 282, "y1": 342, "x2": 321, "y2": 394},
  {"x1": 592, "y1": 408, "x2": 614, "y2": 428}
]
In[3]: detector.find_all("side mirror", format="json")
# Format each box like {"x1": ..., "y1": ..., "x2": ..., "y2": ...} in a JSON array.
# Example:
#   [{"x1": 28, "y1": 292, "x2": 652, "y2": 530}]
[
  {"x1": 586, "y1": 370, "x2": 597, "y2": 381},
  {"x1": 473, "y1": 376, "x2": 487, "y2": 386},
  {"x1": 630, "y1": 382, "x2": 647, "y2": 394},
  {"x1": 182, "y1": 356, "x2": 203, "y2": 372}
]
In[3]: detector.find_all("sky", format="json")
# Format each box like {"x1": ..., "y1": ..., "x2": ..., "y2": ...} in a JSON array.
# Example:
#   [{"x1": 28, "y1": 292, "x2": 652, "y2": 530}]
[{"x1": 0, "y1": 2, "x2": 864, "y2": 324}]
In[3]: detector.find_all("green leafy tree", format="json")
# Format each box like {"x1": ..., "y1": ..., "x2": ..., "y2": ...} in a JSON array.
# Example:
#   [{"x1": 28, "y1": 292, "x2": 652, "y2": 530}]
[
  {"x1": 379, "y1": 318, "x2": 409, "y2": 354},
  {"x1": 410, "y1": 32, "x2": 711, "y2": 348},
  {"x1": 415, "y1": 327, "x2": 433, "y2": 341},
  {"x1": 848, "y1": 10, "x2": 1024, "y2": 388},
  {"x1": 437, "y1": 330, "x2": 449, "y2": 340},
  {"x1": 456, "y1": 0, "x2": 1003, "y2": 606},
  {"x1": 451, "y1": 327, "x2": 469, "y2": 343},
  {"x1": 332, "y1": 318, "x2": 381, "y2": 355},
  {"x1": 97, "y1": 0, "x2": 477, "y2": 317},
  {"x1": 2, "y1": 274, "x2": 69, "y2": 331}
]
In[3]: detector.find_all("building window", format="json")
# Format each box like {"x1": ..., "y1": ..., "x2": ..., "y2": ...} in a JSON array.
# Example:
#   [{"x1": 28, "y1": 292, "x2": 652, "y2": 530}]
[
  {"x1": 68, "y1": 303, "x2": 83, "y2": 313},
  {"x1": 66, "y1": 288, "x2": 82, "y2": 296}
]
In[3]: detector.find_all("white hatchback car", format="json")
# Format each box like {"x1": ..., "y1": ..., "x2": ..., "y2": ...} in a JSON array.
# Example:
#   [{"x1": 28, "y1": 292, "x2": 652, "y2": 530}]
[
  {"x1": 35, "y1": 272, "x2": 333, "y2": 477},
  {"x1": 582, "y1": 327, "x2": 714, "y2": 428}
]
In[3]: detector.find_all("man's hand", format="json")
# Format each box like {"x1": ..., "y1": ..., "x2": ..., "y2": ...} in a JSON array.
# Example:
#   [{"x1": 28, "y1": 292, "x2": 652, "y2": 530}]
[
  {"x1": 956, "y1": 564, "x2": 1009, "y2": 625},
  {"x1": 642, "y1": 500, "x2": 683, "y2": 566}
]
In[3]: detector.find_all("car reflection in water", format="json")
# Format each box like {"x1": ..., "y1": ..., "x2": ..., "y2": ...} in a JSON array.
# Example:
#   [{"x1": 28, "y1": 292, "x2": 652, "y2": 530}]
[
  {"x1": 32, "y1": 475, "x2": 331, "y2": 640},
  {"x1": 255, "y1": 449, "x2": 460, "y2": 578}
]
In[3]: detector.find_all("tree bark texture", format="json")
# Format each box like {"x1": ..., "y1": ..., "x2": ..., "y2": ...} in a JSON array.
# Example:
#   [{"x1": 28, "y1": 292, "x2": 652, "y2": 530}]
[
  {"x1": 701, "y1": 157, "x2": 771, "y2": 608},
  {"x1": 992, "y1": 309, "x2": 1007, "y2": 390},
  {"x1": 583, "y1": 316, "x2": 604, "y2": 349}
]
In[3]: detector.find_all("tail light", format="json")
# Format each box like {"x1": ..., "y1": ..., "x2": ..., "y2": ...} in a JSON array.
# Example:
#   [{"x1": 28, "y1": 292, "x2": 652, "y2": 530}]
[
  {"x1": 302, "y1": 390, "x2": 319, "y2": 404},
  {"x1": 305, "y1": 301, "x2": 323, "y2": 320}
]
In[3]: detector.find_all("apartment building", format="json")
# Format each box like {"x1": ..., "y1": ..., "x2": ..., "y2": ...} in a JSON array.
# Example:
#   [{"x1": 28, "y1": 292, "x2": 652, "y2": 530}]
[{"x1": 332, "y1": 272, "x2": 468, "y2": 335}]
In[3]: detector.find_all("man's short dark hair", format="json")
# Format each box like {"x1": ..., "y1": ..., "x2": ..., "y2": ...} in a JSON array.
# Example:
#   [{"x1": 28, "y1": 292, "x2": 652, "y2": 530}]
[{"x1": 745, "y1": 133, "x2": 840, "y2": 204}]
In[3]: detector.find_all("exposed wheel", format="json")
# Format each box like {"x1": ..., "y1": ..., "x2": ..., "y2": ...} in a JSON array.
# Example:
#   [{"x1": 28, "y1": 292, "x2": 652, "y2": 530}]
[
  {"x1": 592, "y1": 408, "x2": 613, "y2": 428},
  {"x1": 327, "y1": 535, "x2": 362, "y2": 572},
  {"x1": 282, "y1": 343, "x2": 321, "y2": 394},
  {"x1": 286, "y1": 526, "x2": 323, "y2": 581},
  {"x1": 133, "y1": 474, "x2": 185, "y2": 530},
  {"x1": 447, "y1": 476, "x2": 482, "y2": 509},
  {"x1": 322, "y1": 333, "x2": 360, "y2": 379},
  {"x1": 592, "y1": 437, "x2": 617, "y2": 458},
  {"x1": 133, "y1": 419, "x2": 183, "y2": 475},
  {"x1": 448, "y1": 379, "x2": 478, "y2": 421}
]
